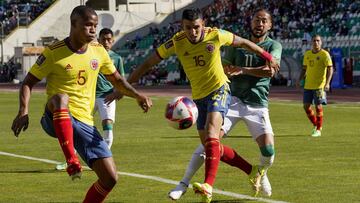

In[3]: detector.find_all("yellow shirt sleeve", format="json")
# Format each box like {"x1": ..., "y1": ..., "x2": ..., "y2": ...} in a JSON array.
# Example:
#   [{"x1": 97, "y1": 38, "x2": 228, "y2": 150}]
[
  {"x1": 29, "y1": 47, "x2": 53, "y2": 80},
  {"x1": 156, "y1": 39, "x2": 175, "y2": 59},
  {"x1": 323, "y1": 51, "x2": 333, "y2": 67},
  {"x1": 218, "y1": 29, "x2": 234, "y2": 46}
]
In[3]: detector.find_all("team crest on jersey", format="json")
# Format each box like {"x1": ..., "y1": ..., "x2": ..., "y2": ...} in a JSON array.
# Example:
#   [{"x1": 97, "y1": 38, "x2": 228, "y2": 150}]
[
  {"x1": 206, "y1": 43, "x2": 215, "y2": 53},
  {"x1": 90, "y1": 59, "x2": 98, "y2": 70},
  {"x1": 36, "y1": 54, "x2": 46, "y2": 66}
]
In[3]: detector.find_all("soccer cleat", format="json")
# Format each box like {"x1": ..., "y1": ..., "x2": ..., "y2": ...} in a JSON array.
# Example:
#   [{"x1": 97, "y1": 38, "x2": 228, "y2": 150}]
[
  {"x1": 66, "y1": 159, "x2": 82, "y2": 180},
  {"x1": 248, "y1": 165, "x2": 265, "y2": 196},
  {"x1": 55, "y1": 162, "x2": 67, "y2": 171},
  {"x1": 311, "y1": 128, "x2": 321, "y2": 137},
  {"x1": 192, "y1": 182, "x2": 212, "y2": 203},
  {"x1": 260, "y1": 173, "x2": 272, "y2": 197},
  {"x1": 168, "y1": 182, "x2": 188, "y2": 200}
]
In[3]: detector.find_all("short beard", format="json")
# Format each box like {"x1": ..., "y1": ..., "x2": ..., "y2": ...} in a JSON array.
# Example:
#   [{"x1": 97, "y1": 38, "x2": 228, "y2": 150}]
[{"x1": 251, "y1": 30, "x2": 267, "y2": 38}]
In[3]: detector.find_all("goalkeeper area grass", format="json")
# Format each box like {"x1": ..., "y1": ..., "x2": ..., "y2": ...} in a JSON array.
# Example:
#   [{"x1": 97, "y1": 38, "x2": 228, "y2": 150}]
[{"x1": 0, "y1": 91, "x2": 359, "y2": 202}]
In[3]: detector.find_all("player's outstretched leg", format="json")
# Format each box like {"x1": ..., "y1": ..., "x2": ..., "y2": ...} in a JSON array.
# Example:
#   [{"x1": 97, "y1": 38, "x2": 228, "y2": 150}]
[{"x1": 168, "y1": 144, "x2": 205, "y2": 200}]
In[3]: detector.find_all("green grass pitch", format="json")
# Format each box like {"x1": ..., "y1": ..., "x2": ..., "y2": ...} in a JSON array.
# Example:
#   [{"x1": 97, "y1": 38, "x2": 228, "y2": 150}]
[{"x1": 0, "y1": 91, "x2": 359, "y2": 202}]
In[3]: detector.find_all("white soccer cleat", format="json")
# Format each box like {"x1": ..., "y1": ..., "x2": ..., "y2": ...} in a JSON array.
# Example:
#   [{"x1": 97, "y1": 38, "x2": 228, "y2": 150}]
[
  {"x1": 55, "y1": 162, "x2": 67, "y2": 171},
  {"x1": 168, "y1": 182, "x2": 188, "y2": 200},
  {"x1": 260, "y1": 173, "x2": 272, "y2": 197}
]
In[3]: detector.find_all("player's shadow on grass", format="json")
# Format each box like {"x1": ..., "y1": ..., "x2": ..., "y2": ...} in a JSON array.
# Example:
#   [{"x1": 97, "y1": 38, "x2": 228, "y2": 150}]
[{"x1": 0, "y1": 169, "x2": 57, "y2": 173}]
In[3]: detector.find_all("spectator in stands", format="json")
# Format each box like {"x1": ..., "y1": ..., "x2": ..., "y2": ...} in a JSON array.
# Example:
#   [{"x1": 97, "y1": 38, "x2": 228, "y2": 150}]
[{"x1": 0, "y1": 0, "x2": 54, "y2": 35}]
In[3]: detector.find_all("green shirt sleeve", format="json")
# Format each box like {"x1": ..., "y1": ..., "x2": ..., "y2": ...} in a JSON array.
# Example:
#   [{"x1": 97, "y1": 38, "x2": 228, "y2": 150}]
[
  {"x1": 109, "y1": 50, "x2": 125, "y2": 76},
  {"x1": 270, "y1": 40, "x2": 282, "y2": 64},
  {"x1": 117, "y1": 56, "x2": 125, "y2": 76}
]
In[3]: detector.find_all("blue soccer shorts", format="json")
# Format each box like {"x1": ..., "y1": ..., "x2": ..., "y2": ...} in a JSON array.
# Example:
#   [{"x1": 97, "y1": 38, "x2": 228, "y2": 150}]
[
  {"x1": 303, "y1": 89, "x2": 327, "y2": 105},
  {"x1": 40, "y1": 108, "x2": 112, "y2": 168},
  {"x1": 194, "y1": 83, "x2": 231, "y2": 130}
]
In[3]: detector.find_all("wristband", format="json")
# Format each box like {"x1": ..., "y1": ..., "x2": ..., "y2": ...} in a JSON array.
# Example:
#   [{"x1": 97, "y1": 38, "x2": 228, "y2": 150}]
[{"x1": 261, "y1": 51, "x2": 273, "y2": 61}]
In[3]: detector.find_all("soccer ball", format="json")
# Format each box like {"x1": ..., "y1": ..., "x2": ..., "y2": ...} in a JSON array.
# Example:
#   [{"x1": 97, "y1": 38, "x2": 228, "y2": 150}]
[{"x1": 165, "y1": 96, "x2": 198, "y2": 130}]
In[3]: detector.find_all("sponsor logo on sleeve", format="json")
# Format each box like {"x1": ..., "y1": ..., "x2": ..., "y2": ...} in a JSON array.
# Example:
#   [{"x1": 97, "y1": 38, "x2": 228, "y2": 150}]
[
  {"x1": 165, "y1": 40, "x2": 174, "y2": 49},
  {"x1": 36, "y1": 54, "x2": 46, "y2": 66}
]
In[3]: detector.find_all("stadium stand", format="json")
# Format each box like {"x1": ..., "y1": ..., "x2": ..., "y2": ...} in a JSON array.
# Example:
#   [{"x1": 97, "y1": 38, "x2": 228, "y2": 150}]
[
  {"x1": 0, "y1": 0, "x2": 359, "y2": 86},
  {"x1": 0, "y1": 0, "x2": 55, "y2": 82},
  {"x1": 117, "y1": 0, "x2": 360, "y2": 87},
  {"x1": 0, "y1": 0, "x2": 54, "y2": 36}
]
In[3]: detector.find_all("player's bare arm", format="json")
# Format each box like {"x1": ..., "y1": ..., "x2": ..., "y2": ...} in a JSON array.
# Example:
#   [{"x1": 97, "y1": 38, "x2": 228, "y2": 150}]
[
  {"x1": 105, "y1": 71, "x2": 152, "y2": 112},
  {"x1": 224, "y1": 64, "x2": 274, "y2": 78},
  {"x1": 127, "y1": 52, "x2": 162, "y2": 84},
  {"x1": 232, "y1": 35, "x2": 280, "y2": 72},
  {"x1": 11, "y1": 73, "x2": 40, "y2": 137},
  {"x1": 296, "y1": 66, "x2": 307, "y2": 88},
  {"x1": 103, "y1": 90, "x2": 123, "y2": 105},
  {"x1": 324, "y1": 65, "x2": 333, "y2": 91}
]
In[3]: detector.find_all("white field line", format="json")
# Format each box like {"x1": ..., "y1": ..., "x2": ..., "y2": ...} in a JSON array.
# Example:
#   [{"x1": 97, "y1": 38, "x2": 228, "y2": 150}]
[{"x1": 0, "y1": 151, "x2": 288, "y2": 203}]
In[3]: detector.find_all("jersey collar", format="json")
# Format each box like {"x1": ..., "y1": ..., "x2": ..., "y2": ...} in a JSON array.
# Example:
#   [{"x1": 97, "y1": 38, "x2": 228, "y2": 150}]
[{"x1": 64, "y1": 37, "x2": 88, "y2": 54}]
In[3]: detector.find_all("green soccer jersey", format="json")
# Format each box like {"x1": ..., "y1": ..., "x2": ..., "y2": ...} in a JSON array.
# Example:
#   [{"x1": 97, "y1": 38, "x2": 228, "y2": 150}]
[
  {"x1": 96, "y1": 50, "x2": 125, "y2": 98},
  {"x1": 222, "y1": 35, "x2": 282, "y2": 107}
]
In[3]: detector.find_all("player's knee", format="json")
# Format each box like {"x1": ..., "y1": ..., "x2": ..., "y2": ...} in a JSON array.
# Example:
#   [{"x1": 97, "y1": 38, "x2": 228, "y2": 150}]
[
  {"x1": 102, "y1": 171, "x2": 118, "y2": 189},
  {"x1": 102, "y1": 119, "x2": 113, "y2": 126},
  {"x1": 111, "y1": 172, "x2": 119, "y2": 185},
  {"x1": 304, "y1": 105, "x2": 312, "y2": 113},
  {"x1": 260, "y1": 144, "x2": 275, "y2": 157},
  {"x1": 102, "y1": 123, "x2": 113, "y2": 131}
]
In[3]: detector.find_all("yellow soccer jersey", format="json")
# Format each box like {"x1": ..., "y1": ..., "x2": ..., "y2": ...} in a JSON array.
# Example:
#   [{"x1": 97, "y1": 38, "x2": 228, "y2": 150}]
[
  {"x1": 303, "y1": 49, "x2": 333, "y2": 89},
  {"x1": 29, "y1": 39, "x2": 116, "y2": 126},
  {"x1": 157, "y1": 27, "x2": 233, "y2": 99}
]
